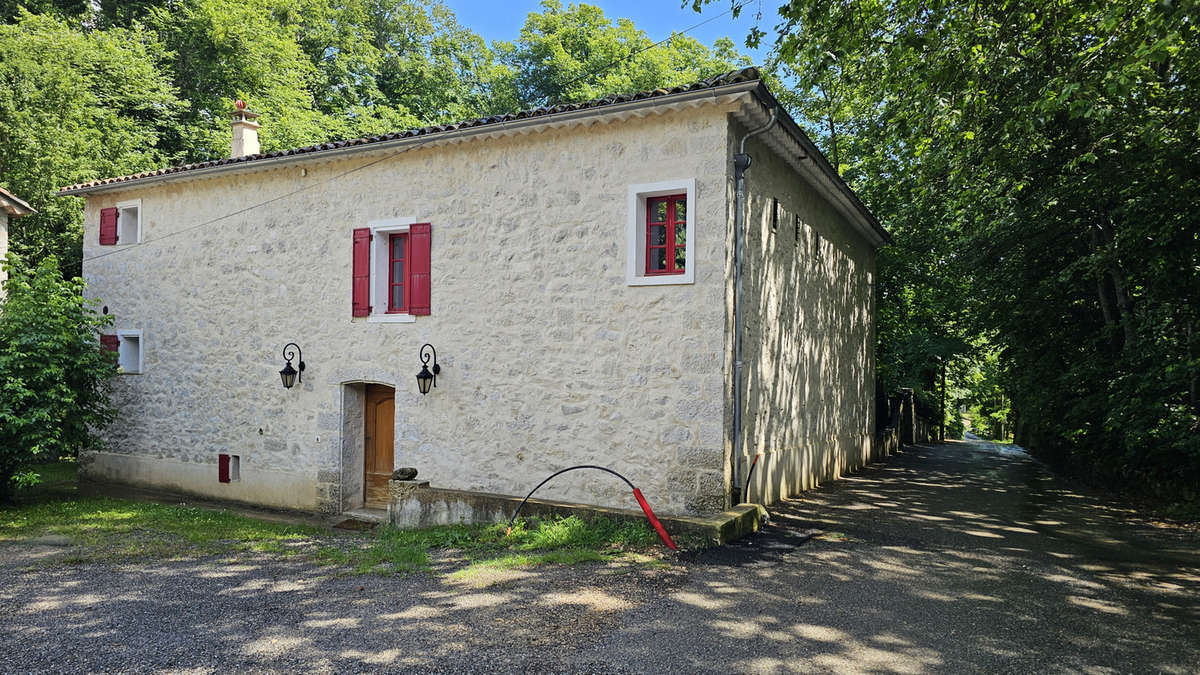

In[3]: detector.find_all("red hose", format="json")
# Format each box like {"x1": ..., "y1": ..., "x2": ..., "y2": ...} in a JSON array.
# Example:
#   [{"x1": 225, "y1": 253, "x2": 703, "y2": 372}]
[
  {"x1": 633, "y1": 488, "x2": 678, "y2": 550},
  {"x1": 506, "y1": 465, "x2": 679, "y2": 551}
]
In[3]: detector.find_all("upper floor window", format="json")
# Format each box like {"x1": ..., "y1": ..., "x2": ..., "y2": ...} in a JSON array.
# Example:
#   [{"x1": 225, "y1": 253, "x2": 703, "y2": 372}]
[
  {"x1": 387, "y1": 232, "x2": 409, "y2": 313},
  {"x1": 98, "y1": 200, "x2": 141, "y2": 246},
  {"x1": 351, "y1": 218, "x2": 431, "y2": 322},
  {"x1": 645, "y1": 194, "x2": 687, "y2": 276},
  {"x1": 626, "y1": 178, "x2": 696, "y2": 286}
]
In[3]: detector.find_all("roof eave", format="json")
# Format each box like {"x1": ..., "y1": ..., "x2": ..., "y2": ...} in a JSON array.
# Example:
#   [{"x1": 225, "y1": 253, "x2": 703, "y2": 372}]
[
  {"x1": 58, "y1": 80, "x2": 761, "y2": 197},
  {"x1": 0, "y1": 187, "x2": 35, "y2": 216},
  {"x1": 747, "y1": 82, "x2": 891, "y2": 247}
]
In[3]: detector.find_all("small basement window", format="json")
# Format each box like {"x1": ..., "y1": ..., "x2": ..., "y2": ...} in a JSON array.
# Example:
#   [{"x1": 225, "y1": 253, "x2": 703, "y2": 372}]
[
  {"x1": 218, "y1": 454, "x2": 241, "y2": 483},
  {"x1": 627, "y1": 178, "x2": 696, "y2": 286},
  {"x1": 116, "y1": 199, "x2": 141, "y2": 245},
  {"x1": 117, "y1": 330, "x2": 142, "y2": 374}
]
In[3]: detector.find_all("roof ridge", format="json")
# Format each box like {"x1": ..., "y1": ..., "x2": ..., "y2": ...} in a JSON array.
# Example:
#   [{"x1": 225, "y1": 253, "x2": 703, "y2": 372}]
[{"x1": 59, "y1": 67, "x2": 762, "y2": 193}]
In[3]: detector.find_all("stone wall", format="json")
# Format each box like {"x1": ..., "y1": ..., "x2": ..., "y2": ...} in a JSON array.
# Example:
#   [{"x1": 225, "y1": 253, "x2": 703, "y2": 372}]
[
  {"x1": 79, "y1": 104, "x2": 733, "y2": 515},
  {"x1": 730, "y1": 121, "x2": 878, "y2": 504}
]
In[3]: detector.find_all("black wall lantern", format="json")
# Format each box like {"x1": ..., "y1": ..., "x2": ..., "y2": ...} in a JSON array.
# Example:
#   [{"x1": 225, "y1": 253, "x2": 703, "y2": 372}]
[
  {"x1": 416, "y1": 343, "x2": 440, "y2": 395},
  {"x1": 279, "y1": 343, "x2": 305, "y2": 389}
]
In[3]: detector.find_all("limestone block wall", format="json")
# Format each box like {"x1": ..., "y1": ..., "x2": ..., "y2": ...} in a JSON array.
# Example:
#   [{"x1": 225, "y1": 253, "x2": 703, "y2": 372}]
[
  {"x1": 79, "y1": 105, "x2": 732, "y2": 515},
  {"x1": 731, "y1": 122, "x2": 878, "y2": 504}
]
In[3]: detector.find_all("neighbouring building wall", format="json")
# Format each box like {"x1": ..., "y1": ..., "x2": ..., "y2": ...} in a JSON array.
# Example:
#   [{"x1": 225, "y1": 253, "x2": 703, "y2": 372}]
[
  {"x1": 79, "y1": 105, "x2": 732, "y2": 515},
  {"x1": 730, "y1": 120, "x2": 877, "y2": 505}
]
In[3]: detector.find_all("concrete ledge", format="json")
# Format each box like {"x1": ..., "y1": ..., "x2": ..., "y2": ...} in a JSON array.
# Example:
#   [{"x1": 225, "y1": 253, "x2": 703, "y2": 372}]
[
  {"x1": 388, "y1": 482, "x2": 768, "y2": 546},
  {"x1": 671, "y1": 503, "x2": 769, "y2": 546}
]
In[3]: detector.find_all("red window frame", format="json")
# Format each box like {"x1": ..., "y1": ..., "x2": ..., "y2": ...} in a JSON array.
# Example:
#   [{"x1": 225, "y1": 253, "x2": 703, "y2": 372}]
[
  {"x1": 645, "y1": 193, "x2": 687, "y2": 276},
  {"x1": 387, "y1": 232, "x2": 409, "y2": 313}
]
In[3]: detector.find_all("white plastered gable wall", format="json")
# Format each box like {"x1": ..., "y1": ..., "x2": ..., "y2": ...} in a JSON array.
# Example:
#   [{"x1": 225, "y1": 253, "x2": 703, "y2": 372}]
[{"x1": 1, "y1": 187, "x2": 37, "y2": 295}]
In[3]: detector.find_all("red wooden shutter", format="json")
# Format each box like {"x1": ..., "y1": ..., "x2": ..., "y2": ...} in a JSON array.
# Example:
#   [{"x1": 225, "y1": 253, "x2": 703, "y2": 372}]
[
  {"x1": 218, "y1": 454, "x2": 231, "y2": 483},
  {"x1": 100, "y1": 334, "x2": 120, "y2": 351},
  {"x1": 408, "y1": 223, "x2": 431, "y2": 316},
  {"x1": 352, "y1": 227, "x2": 371, "y2": 317},
  {"x1": 99, "y1": 207, "x2": 119, "y2": 245}
]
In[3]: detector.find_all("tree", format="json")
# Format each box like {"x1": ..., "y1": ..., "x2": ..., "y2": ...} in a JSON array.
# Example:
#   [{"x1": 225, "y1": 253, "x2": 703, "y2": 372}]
[
  {"x1": 146, "y1": 0, "x2": 408, "y2": 160},
  {"x1": 0, "y1": 11, "x2": 184, "y2": 277},
  {"x1": 0, "y1": 255, "x2": 118, "y2": 499},
  {"x1": 497, "y1": 1, "x2": 750, "y2": 108},
  {"x1": 146, "y1": 0, "x2": 512, "y2": 162},
  {"x1": 732, "y1": 0, "x2": 1199, "y2": 499},
  {"x1": 368, "y1": 0, "x2": 506, "y2": 122}
]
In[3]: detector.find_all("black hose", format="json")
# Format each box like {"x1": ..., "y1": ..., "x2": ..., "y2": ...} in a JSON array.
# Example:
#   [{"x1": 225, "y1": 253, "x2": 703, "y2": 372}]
[
  {"x1": 741, "y1": 453, "x2": 761, "y2": 503},
  {"x1": 507, "y1": 465, "x2": 635, "y2": 528}
]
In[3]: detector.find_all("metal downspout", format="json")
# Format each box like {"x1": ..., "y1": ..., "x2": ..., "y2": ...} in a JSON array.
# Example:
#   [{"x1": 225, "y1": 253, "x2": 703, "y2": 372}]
[{"x1": 731, "y1": 107, "x2": 777, "y2": 505}]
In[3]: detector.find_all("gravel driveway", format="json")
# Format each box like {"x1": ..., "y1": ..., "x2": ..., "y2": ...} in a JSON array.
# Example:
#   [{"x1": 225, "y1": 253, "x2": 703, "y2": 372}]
[{"x1": 3, "y1": 439, "x2": 1198, "y2": 673}]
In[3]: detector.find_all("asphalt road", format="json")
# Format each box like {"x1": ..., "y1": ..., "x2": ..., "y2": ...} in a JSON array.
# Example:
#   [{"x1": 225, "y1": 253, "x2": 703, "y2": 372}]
[{"x1": 3, "y1": 439, "x2": 1198, "y2": 673}]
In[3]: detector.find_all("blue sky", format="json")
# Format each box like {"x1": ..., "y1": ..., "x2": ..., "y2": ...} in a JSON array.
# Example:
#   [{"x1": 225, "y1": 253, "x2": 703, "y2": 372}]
[{"x1": 440, "y1": 0, "x2": 779, "y2": 65}]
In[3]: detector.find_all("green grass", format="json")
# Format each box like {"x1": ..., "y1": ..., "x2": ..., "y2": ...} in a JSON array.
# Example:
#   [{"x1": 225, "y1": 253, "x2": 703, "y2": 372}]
[
  {"x1": 311, "y1": 515, "x2": 662, "y2": 576},
  {"x1": 30, "y1": 458, "x2": 80, "y2": 487},
  {"x1": 1, "y1": 495, "x2": 327, "y2": 561},
  {"x1": 3, "y1": 460, "x2": 672, "y2": 575}
]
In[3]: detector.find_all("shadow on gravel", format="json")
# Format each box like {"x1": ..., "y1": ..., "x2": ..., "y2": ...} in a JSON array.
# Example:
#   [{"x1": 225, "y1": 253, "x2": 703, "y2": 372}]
[
  {"x1": 584, "y1": 439, "x2": 1200, "y2": 673},
  {"x1": 0, "y1": 545, "x2": 685, "y2": 672},
  {"x1": 4, "y1": 441, "x2": 1198, "y2": 673}
]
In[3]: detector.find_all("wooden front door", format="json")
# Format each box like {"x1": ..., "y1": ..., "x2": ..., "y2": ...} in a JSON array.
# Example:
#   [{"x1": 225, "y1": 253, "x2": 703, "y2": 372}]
[{"x1": 364, "y1": 384, "x2": 395, "y2": 509}]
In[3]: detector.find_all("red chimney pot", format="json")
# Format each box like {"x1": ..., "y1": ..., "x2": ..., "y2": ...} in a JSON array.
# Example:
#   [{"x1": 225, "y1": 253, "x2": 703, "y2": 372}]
[{"x1": 235, "y1": 100, "x2": 246, "y2": 110}]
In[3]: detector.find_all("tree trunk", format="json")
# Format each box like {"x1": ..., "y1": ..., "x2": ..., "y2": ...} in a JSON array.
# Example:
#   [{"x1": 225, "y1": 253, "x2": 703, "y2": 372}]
[
  {"x1": 818, "y1": 80, "x2": 839, "y2": 169},
  {"x1": 1189, "y1": 321, "x2": 1199, "y2": 415},
  {"x1": 1089, "y1": 225, "x2": 1121, "y2": 351},
  {"x1": 1090, "y1": 220, "x2": 1135, "y2": 352},
  {"x1": 1097, "y1": 214, "x2": 1136, "y2": 350}
]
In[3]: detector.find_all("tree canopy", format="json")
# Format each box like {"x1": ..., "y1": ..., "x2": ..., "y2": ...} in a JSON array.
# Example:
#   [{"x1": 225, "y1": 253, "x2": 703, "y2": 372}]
[
  {"x1": 1, "y1": 0, "x2": 749, "y2": 277},
  {"x1": 497, "y1": 0, "x2": 749, "y2": 107},
  {"x1": 740, "y1": 0, "x2": 1199, "y2": 501},
  {"x1": 0, "y1": 11, "x2": 184, "y2": 274}
]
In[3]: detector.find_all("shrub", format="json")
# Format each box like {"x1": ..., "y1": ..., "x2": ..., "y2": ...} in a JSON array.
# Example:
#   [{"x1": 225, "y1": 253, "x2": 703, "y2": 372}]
[{"x1": 0, "y1": 254, "x2": 117, "y2": 498}]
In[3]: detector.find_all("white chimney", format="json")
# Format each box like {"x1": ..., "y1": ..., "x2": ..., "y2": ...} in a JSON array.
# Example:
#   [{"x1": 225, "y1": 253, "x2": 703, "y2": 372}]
[{"x1": 230, "y1": 100, "x2": 260, "y2": 157}]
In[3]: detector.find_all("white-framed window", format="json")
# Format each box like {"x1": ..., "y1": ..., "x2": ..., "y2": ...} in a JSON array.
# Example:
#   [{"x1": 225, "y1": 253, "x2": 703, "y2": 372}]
[
  {"x1": 626, "y1": 178, "x2": 696, "y2": 286},
  {"x1": 116, "y1": 329, "x2": 143, "y2": 374},
  {"x1": 367, "y1": 217, "x2": 416, "y2": 323},
  {"x1": 115, "y1": 199, "x2": 141, "y2": 245}
]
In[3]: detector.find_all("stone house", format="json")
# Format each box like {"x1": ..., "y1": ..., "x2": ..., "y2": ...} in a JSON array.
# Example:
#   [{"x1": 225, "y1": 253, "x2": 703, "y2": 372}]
[
  {"x1": 1, "y1": 186, "x2": 35, "y2": 294},
  {"x1": 60, "y1": 68, "x2": 889, "y2": 517}
]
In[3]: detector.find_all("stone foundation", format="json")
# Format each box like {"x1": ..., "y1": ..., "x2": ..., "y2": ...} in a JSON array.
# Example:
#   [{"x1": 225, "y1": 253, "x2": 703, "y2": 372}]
[{"x1": 384, "y1": 479, "x2": 766, "y2": 545}]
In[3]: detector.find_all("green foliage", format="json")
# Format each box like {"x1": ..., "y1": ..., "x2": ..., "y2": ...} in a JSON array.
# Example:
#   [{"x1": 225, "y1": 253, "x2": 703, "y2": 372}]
[
  {"x1": 2, "y1": 0, "x2": 749, "y2": 273},
  {"x1": 746, "y1": 0, "x2": 1199, "y2": 501},
  {"x1": 0, "y1": 11, "x2": 184, "y2": 276},
  {"x1": 316, "y1": 515, "x2": 661, "y2": 575},
  {"x1": 950, "y1": 347, "x2": 1011, "y2": 440},
  {"x1": 1, "y1": 476, "x2": 663, "y2": 573},
  {"x1": 0, "y1": 255, "x2": 118, "y2": 499},
  {"x1": 497, "y1": 0, "x2": 750, "y2": 107}
]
